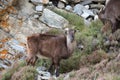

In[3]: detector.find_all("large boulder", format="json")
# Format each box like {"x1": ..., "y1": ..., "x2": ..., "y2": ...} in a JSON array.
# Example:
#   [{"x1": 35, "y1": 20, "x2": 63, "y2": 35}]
[
  {"x1": 7, "y1": 16, "x2": 49, "y2": 43},
  {"x1": 40, "y1": 8, "x2": 69, "y2": 28}
]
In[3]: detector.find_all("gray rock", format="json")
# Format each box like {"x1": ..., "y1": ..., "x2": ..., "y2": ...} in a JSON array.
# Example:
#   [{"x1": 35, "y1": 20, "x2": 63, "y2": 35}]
[
  {"x1": 73, "y1": 4, "x2": 83, "y2": 15},
  {"x1": 35, "y1": 5, "x2": 44, "y2": 11},
  {"x1": 30, "y1": 0, "x2": 49, "y2": 5},
  {"x1": 61, "y1": 0, "x2": 68, "y2": 4},
  {"x1": 94, "y1": 15, "x2": 99, "y2": 20},
  {"x1": 65, "y1": 5, "x2": 73, "y2": 11},
  {"x1": 84, "y1": 5, "x2": 89, "y2": 9},
  {"x1": 73, "y1": 4, "x2": 94, "y2": 19},
  {"x1": 80, "y1": 0, "x2": 92, "y2": 5},
  {"x1": 67, "y1": 0, "x2": 81, "y2": 4},
  {"x1": 64, "y1": 74, "x2": 70, "y2": 80},
  {"x1": 36, "y1": 66, "x2": 51, "y2": 80},
  {"x1": 33, "y1": 14, "x2": 39, "y2": 19},
  {"x1": 40, "y1": 8, "x2": 69, "y2": 28},
  {"x1": 58, "y1": 1, "x2": 65, "y2": 9},
  {"x1": 7, "y1": 16, "x2": 49, "y2": 44},
  {"x1": 6, "y1": 39, "x2": 25, "y2": 53},
  {"x1": 12, "y1": 0, "x2": 35, "y2": 21}
]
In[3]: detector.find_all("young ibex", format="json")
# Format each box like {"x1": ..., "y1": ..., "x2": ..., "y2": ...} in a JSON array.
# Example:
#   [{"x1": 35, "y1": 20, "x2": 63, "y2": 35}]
[{"x1": 26, "y1": 28, "x2": 76, "y2": 77}]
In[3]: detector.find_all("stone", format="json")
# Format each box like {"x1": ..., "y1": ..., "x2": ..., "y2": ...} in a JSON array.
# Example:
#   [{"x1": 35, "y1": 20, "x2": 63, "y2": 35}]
[
  {"x1": 65, "y1": 5, "x2": 73, "y2": 11},
  {"x1": 5, "y1": 39, "x2": 25, "y2": 54},
  {"x1": 67, "y1": 0, "x2": 81, "y2": 4},
  {"x1": 7, "y1": 16, "x2": 49, "y2": 44},
  {"x1": 0, "y1": 29, "x2": 11, "y2": 41},
  {"x1": 94, "y1": 15, "x2": 99, "y2": 20},
  {"x1": 40, "y1": 8, "x2": 69, "y2": 28},
  {"x1": 30, "y1": 0, "x2": 49, "y2": 5},
  {"x1": 64, "y1": 74, "x2": 70, "y2": 80},
  {"x1": 73, "y1": 4, "x2": 83, "y2": 16},
  {"x1": 73, "y1": 4, "x2": 94, "y2": 18},
  {"x1": 58, "y1": 1, "x2": 65, "y2": 9},
  {"x1": 61, "y1": 0, "x2": 68, "y2": 4},
  {"x1": 33, "y1": 14, "x2": 39, "y2": 19},
  {"x1": 35, "y1": 5, "x2": 44, "y2": 12},
  {"x1": 80, "y1": 0, "x2": 92, "y2": 5},
  {"x1": 84, "y1": 5, "x2": 89, "y2": 9},
  {"x1": 36, "y1": 66, "x2": 51, "y2": 80}
]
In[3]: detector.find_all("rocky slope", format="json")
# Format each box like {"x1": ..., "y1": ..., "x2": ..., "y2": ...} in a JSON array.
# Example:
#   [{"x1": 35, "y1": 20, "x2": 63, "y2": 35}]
[{"x1": 0, "y1": 0, "x2": 120, "y2": 80}]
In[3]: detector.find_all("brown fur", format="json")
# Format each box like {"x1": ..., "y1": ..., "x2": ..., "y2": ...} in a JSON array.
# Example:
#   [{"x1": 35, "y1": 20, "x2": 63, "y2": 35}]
[
  {"x1": 98, "y1": 0, "x2": 120, "y2": 33},
  {"x1": 26, "y1": 29, "x2": 76, "y2": 77}
]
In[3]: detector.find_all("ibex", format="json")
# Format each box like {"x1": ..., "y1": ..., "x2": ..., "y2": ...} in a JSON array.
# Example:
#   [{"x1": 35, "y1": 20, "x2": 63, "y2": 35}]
[
  {"x1": 98, "y1": 0, "x2": 120, "y2": 33},
  {"x1": 26, "y1": 28, "x2": 76, "y2": 77}
]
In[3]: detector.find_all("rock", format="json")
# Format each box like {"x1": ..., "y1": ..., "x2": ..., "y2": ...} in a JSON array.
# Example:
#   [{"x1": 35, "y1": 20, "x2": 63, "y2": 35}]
[
  {"x1": 94, "y1": 15, "x2": 99, "y2": 20},
  {"x1": 6, "y1": 16, "x2": 49, "y2": 43},
  {"x1": 80, "y1": 0, "x2": 92, "y2": 5},
  {"x1": 73, "y1": 4, "x2": 94, "y2": 19},
  {"x1": 61, "y1": 0, "x2": 68, "y2": 4},
  {"x1": 67, "y1": 0, "x2": 81, "y2": 4},
  {"x1": 73, "y1": 4, "x2": 83, "y2": 16},
  {"x1": 35, "y1": 5, "x2": 44, "y2": 12},
  {"x1": 0, "y1": 29, "x2": 11, "y2": 41},
  {"x1": 64, "y1": 74, "x2": 70, "y2": 80},
  {"x1": 40, "y1": 8, "x2": 69, "y2": 28},
  {"x1": 58, "y1": 1, "x2": 65, "y2": 9},
  {"x1": 36, "y1": 66, "x2": 47, "y2": 71},
  {"x1": 14, "y1": 0, "x2": 35, "y2": 20},
  {"x1": 33, "y1": 14, "x2": 39, "y2": 19},
  {"x1": 30, "y1": 0, "x2": 49, "y2": 5},
  {"x1": 36, "y1": 66, "x2": 51, "y2": 80},
  {"x1": 84, "y1": 5, "x2": 89, "y2": 9},
  {"x1": 5, "y1": 39, "x2": 25, "y2": 54},
  {"x1": 65, "y1": 5, "x2": 73, "y2": 11}
]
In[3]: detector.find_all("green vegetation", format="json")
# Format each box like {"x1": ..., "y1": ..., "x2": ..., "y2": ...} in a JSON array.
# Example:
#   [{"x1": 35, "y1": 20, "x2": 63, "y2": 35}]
[
  {"x1": 1, "y1": 60, "x2": 26, "y2": 80},
  {"x1": 2, "y1": 8, "x2": 119, "y2": 80},
  {"x1": 1, "y1": 60, "x2": 37, "y2": 80},
  {"x1": 52, "y1": 8, "x2": 85, "y2": 31}
]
